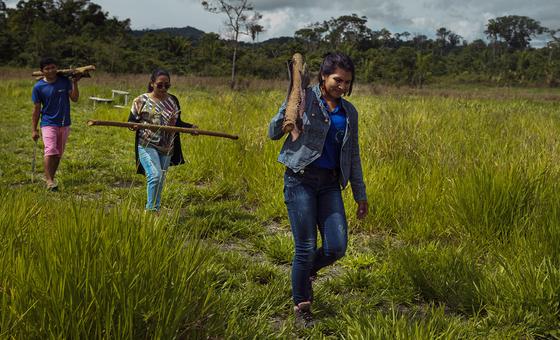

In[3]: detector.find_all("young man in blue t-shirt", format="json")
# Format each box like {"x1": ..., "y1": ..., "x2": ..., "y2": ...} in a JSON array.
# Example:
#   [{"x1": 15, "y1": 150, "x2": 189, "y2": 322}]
[{"x1": 31, "y1": 57, "x2": 81, "y2": 191}]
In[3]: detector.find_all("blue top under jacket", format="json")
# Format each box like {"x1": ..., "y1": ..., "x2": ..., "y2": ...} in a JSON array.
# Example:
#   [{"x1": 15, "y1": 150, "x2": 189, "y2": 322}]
[{"x1": 310, "y1": 97, "x2": 347, "y2": 169}]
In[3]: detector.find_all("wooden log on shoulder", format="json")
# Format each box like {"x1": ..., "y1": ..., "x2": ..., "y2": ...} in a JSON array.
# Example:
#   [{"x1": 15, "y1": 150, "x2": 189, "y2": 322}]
[
  {"x1": 283, "y1": 53, "x2": 305, "y2": 134},
  {"x1": 32, "y1": 65, "x2": 96, "y2": 78}
]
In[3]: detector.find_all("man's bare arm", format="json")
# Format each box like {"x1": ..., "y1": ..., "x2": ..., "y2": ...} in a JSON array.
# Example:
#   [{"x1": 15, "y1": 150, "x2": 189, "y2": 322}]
[
  {"x1": 69, "y1": 77, "x2": 80, "y2": 102},
  {"x1": 32, "y1": 103, "x2": 41, "y2": 141}
]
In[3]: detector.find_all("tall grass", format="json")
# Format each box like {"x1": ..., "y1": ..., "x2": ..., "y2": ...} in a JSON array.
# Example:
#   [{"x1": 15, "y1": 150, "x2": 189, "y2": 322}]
[
  {"x1": 0, "y1": 191, "x2": 217, "y2": 338},
  {"x1": 1, "y1": 75, "x2": 560, "y2": 337}
]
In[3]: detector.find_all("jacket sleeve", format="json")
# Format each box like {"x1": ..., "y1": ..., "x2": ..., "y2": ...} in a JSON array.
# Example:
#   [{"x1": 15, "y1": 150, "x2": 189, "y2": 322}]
[
  {"x1": 268, "y1": 101, "x2": 287, "y2": 140},
  {"x1": 127, "y1": 96, "x2": 144, "y2": 175},
  {"x1": 170, "y1": 94, "x2": 194, "y2": 128},
  {"x1": 349, "y1": 108, "x2": 368, "y2": 202},
  {"x1": 128, "y1": 112, "x2": 140, "y2": 123},
  {"x1": 176, "y1": 117, "x2": 193, "y2": 128}
]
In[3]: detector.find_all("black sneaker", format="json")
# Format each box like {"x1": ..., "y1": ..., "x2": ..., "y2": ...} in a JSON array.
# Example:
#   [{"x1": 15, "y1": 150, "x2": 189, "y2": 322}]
[
  {"x1": 46, "y1": 182, "x2": 58, "y2": 192},
  {"x1": 294, "y1": 301, "x2": 314, "y2": 328}
]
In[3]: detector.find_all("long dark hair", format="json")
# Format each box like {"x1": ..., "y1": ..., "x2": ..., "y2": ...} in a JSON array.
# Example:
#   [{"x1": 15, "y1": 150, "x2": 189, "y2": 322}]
[
  {"x1": 318, "y1": 52, "x2": 355, "y2": 96},
  {"x1": 147, "y1": 68, "x2": 171, "y2": 92}
]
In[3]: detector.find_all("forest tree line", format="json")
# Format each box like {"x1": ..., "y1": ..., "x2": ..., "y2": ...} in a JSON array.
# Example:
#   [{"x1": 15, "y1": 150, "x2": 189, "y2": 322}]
[{"x1": 1, "y1": 0, "x2": 560, "y2": 87}]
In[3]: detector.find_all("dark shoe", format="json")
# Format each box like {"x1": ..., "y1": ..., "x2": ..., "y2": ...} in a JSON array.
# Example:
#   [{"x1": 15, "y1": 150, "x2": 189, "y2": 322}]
[
  {"x1": 143, "y1": 209, "x2": 160, "y2": 217},
  {"x1": 46, "y1": 182, "x2": 58, "y2": 192},
  {"x1": 294, "y1": 301, "x2": 314, "y2": 328}
]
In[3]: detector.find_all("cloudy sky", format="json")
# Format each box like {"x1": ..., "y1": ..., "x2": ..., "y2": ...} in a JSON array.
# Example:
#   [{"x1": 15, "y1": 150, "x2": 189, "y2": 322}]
[{"x1": 6, "y1": 0, "x2": 559, "y2": 43}]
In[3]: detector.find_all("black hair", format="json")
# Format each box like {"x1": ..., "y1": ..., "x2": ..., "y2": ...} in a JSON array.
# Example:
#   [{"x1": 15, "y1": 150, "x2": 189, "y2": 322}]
[
  {"x1": 318, "y1": 52, "x2": 355, "y2": 96},
  {"x1": 147, "y1": 68, "x2": 171, "y2": 92},
  {"x1": 39, "y1": 57, "x2": 57, "y2": 70}
]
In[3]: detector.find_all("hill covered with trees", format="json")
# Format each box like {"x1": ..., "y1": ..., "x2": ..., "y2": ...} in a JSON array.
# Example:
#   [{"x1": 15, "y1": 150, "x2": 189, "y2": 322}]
[
  {"x1": 1, "y1": 0, "x2": 559, "y2": 87},
  {"x1": 131, "y1": 26, "x2": 205, "y2": 41}
]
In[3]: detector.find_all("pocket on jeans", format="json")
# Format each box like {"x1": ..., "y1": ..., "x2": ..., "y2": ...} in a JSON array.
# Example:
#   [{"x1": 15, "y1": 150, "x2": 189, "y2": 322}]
[
  {"x1": 283, "y1": 173, "x2": 301, "y2": 204},
  {"x1": 284, "y1": 171, "x2": 302, "y2": 187}
]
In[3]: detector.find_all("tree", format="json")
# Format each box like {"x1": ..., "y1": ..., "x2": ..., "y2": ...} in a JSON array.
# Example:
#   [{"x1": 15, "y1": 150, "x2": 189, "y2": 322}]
[
  {"x1": 296, "y1": 14, "x2": 374, "y2": 52},
  {"x1": 436, "y1": 27, "x2": 450, "y2": 55},
  {"x1": 436, "y1": 27, "x2": 450, "y2": 43},
  {"x1": 436, "y1": 27, "x2": 462, "y2": 55},
  {"x1": 394, "y1": 31, "x2": 411, "y2": 46},
  {"x1": 412, "y1": 34, "x2": 430, "y2": 51},
  {"x1": 376, "y1": 28, "x2": 392, "y2": 48},
  {"x1": 295, "y1": 22, "x2": 328, "y2": 53},
  {"x1": 485, "y1": 18, "x2": 501, "y2": 59},
  {"x1": 413, "y1": 52, "x2": 432, "y2": 88},
  {"x1": 0, "y1": 1, "x2": 6, "y2": 21},
  {"x1": 201, "y1": 0, "x2": 262, "y2": 89},
  {"x1": 448, "y1": 32, "x2": 462, "y2": 48},
  {"x1": 544, "y1": 29, "x2": 560, "y2": 86},
  {"x1": 0, "y1": 0, "x2": 14, "y2": 63},
  {"x1": 324, "y1": 14, "x2": 372, "y2": 50},
  {"x1": 249, "y1": 23, "x2": 263, "y2": 42},
  {"x1": 190, "y1": 32, "x2": 229, "y2": 76},
  {"x1": 485, "y1": 15, "x2": 546, "y2": 50}
]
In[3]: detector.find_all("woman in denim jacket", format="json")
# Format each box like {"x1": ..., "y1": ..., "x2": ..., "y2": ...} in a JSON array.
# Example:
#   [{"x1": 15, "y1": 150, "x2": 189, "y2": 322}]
[{"x1": 268, "y1": 52, "x2": 368, "y2": 327}]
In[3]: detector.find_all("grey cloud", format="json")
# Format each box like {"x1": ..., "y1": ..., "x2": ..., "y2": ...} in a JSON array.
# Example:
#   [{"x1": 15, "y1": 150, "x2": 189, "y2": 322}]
[
  {"x1": 252, "y1": 0, "x2": 318, "y2": 11},
  {"x1": 254, "y1": 0, "x2": 406, "y2": 19},
  {"x1": 16, "y1": 0, "x2": 556, "y2": 42},
  {"x1": 150, "y1": 0, "x2": 560, "y2": 42},
  {"x1": 427, "y1": 0, "x2": 559, "y2": 21},
  {"x1": 358, "y1": 1, "x2": 412, "y2": 27},
  {"x1": 428, "y1": 0, "x2": 535, "y2": 11},
  {"x1": 258, "y1": 0, "x2": 411, "y2": 28}
]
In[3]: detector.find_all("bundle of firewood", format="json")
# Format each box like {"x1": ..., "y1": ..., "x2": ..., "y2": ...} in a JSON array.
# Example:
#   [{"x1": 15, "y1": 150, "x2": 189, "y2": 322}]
[{"x1": 32, "y1": 65, "x2": 96, "y2": 79}]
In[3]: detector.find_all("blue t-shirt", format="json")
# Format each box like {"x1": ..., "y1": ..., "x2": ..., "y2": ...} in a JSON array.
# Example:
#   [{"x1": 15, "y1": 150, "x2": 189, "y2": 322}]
[
  {"x1": 32, "y1": 77, "x2": 72, "y2": 127},
  {"x1": 311, "y1": 99, "x2": 347, "y2": 169}
]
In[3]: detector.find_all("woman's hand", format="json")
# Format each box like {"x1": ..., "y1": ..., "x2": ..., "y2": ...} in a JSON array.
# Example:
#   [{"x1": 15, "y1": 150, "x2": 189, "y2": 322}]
[{"x1": 356, "y1": 200, "x2": 368, "y2": 220}]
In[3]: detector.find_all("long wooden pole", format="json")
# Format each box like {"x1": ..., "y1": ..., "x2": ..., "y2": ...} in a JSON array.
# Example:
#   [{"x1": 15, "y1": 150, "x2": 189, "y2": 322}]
[{"x1": 87, "y1": 120, "x2": 239, "y2": 140}]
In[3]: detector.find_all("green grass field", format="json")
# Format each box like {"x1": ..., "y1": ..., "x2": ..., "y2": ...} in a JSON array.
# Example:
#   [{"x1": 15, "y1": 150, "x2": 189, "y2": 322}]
[{"x1": 1, "y1": 71, "x2": 560, "y2": 338}]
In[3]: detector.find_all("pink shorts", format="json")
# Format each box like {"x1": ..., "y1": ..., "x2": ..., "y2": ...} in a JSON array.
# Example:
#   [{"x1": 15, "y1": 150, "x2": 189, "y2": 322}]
[{"x1": 41, "y1": 126, "x2": 70, "y2": 156}]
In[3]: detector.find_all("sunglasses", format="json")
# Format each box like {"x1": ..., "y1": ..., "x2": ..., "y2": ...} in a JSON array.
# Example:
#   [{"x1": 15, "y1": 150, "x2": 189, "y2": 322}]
[{"x1": 155, "y1": 82, "x2": 171, "y2": 89}]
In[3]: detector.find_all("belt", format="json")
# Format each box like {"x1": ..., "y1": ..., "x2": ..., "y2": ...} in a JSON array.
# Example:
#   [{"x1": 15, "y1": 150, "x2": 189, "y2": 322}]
[{"x1": 286, "y1": 166, "x2": 339, "y2": 177}]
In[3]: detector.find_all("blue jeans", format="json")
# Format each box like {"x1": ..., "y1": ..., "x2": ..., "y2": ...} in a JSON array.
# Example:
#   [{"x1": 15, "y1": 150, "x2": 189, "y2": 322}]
[
  {"x1": 138, "y1": 145, "x2": 171, "y2": 211},
  {"x1": 284, "y1": 167, "x2": 348, "y2": 305}
]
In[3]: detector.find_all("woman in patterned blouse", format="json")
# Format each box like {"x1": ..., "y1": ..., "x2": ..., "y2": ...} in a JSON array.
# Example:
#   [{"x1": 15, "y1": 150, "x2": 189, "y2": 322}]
[{"x1": 128, "y1": 69, "x2": 195, "y2": 212}]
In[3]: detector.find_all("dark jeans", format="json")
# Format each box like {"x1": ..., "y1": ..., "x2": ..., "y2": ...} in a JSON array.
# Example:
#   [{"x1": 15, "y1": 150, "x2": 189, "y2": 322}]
[{"x1": 284, "y1": 167, "x2": 348, "y2": 305}]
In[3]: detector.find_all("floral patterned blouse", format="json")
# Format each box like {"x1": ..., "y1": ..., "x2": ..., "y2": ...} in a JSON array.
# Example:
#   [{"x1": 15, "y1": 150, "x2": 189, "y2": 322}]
[{"x1": 130, "y1": 93, "x2": 180, "y2": 154}]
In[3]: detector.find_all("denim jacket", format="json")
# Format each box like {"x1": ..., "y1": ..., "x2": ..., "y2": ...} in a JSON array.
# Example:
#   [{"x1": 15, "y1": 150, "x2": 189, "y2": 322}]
[{"x1": 268, "y1": 84, "x2": 367, "y2": 202}]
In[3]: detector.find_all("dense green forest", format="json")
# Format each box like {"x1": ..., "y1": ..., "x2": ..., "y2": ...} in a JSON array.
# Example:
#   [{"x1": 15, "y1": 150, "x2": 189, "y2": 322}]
[{"x1": 1, "y1": 0, "x2": 559, "y2": 87}]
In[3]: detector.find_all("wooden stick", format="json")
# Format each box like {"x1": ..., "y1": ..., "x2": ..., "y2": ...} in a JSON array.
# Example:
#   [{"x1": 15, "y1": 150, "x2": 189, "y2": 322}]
[
  {"x1": 31, "y1": 139, "x2": 37, "y2": 183},
  {"x1": 87, "y1": 120, "x2": 239, "y2": 140},
  {"x1": 32, "y1": 65, "x2": 96, "y2": 78}
]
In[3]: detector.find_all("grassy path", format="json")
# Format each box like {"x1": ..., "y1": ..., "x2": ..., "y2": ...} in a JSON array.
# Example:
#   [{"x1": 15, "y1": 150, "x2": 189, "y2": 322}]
[{"x1": 1, "y1": 76, "x2": 560, "y2": 338}]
